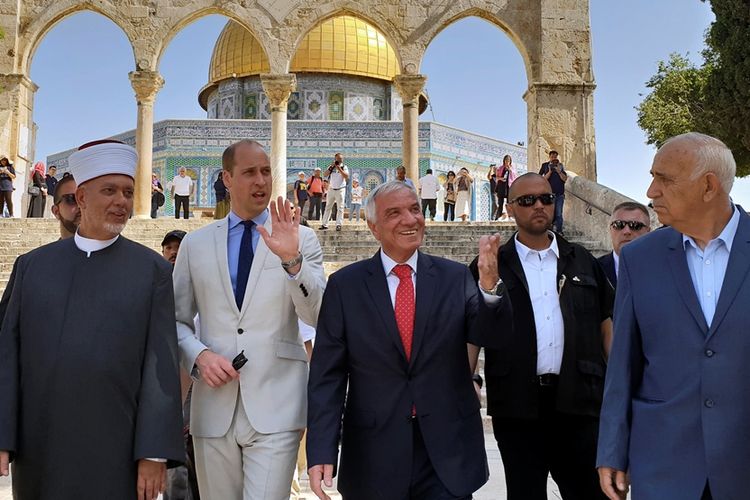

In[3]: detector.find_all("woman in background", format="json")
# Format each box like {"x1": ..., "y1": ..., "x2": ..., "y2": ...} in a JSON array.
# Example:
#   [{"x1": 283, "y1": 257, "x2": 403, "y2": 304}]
[{"x1": 27, "y1": 161, "x2": 46, "y2": 218}]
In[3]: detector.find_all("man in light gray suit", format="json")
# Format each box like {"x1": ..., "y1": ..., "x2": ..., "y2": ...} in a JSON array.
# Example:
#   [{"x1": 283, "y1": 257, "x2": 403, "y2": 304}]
[
  {"x1": 597, "y1": 132, "x2": 750, "y2": 499},
  {"x1": 173, "y1": 139, "x2": 326, "y2": 499}
]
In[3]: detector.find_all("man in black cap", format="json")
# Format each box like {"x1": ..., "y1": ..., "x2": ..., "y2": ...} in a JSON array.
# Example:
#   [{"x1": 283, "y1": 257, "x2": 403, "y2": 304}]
[{"x1": 162, "y1": 230, "x2": 187, "y2": 266}]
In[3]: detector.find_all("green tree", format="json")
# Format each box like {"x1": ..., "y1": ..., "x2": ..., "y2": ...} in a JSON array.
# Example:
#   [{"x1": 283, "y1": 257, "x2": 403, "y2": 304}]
[
  {"x1": 636, "y1": 0, "x2": 750, "y2": 176},
  {"x1": 636, "y1": 53, "x2": 710, "y2": 147}
]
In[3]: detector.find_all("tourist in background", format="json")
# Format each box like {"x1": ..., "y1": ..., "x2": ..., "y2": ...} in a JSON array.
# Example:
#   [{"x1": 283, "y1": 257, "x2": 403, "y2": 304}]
[
  {"x1": 26, "y1": 161, "x2": 46, "y2": 218},
  {"x1": 443, "y1": 170, "x2": 457, "y2": 221},
  {"x1": 455, "y1": 167, "x2": 473, "y2": 222},
  {"x1": 171, "y1": 167, "x2": 194, "y2": 219},
  {"x1": 307, "y1": 168, "x2": 323, "y2": 220},
  {"x1": 349, "y1": 178, "x2": 363, "y2": 223},
  {"x1": 0, "y1": 156, "x2": 16, "y2": 217},
  {"x1": 598, "y1": 201, "x2": 651, "y2": 288},
  {"x1": 539, "y1": 150, "x2": 567, "y2": 234},
  {"x1": 496, "y1": 155, "x2": 515, "y2": 220},
  {"x1": 395, "y1": 165, "x2": 415, "y2": 189},
  {"x1": 320, "y1": 152, "x2": 348, "y2": 231},
  {"x1": 487, "y1": 164, "x2": 498, "y2": 220},
  {"x1": 418, "y1": 168, "x2": 440, "y2": 221},
  {"x1": 45, "y1": 165, "x2": 58, "y2": 201},
  {"x1": 294, "y1": 171, "x2": 309, "y2": 216},
  {"x1": 151, "y1": 172, "x2": 165, "y2": 219},
  {"x1": 213, "y1": 170, "x2": 229, "y2": 219}
]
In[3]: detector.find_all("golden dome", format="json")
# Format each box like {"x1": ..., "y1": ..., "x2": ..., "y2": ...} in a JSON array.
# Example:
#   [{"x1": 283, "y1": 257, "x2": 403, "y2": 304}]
[{"x1": 200, "y1": 16, "x2": 400, "y2": 109}]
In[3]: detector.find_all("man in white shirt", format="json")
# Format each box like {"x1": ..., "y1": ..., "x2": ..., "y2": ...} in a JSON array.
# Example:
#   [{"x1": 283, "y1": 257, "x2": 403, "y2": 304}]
[
  {"x1": 418, "y1": 168, "x2": 440, "y2": 221},
  {"x1": 171, "y1": 167, "x2": 194, "y2": 219},
  {"x1": 469, "y1": 173, "x2": 614, "y2": 500},
  {"x1": 320, "y1": 153, "x2": 348, "y2": 231}
]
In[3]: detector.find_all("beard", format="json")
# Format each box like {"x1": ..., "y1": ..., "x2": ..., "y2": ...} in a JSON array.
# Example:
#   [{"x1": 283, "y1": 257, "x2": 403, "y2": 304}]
[
  {"x1": 60, "y1": 217, "x2": 79, "y2": 235},
  {"x1": 103, "y1": 222, "x2": 127, "y2": 235}
]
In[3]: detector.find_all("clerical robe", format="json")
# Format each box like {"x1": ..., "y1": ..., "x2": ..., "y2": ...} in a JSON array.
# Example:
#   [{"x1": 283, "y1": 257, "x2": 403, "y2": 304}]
[{"x1": 0, "y1": 236, "x2": 184, "y2": 499}]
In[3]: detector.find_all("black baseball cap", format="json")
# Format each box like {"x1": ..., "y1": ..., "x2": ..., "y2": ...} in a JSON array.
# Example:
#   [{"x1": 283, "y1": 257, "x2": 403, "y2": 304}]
[{"x1": 161, "y1": 230, "x2": 186, "y2": 247}]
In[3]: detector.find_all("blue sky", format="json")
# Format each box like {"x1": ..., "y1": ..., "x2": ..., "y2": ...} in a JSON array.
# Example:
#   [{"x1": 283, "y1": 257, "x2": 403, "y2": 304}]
[{"x1": 30, "y1": 1, "x2": 741, "y2": 205}]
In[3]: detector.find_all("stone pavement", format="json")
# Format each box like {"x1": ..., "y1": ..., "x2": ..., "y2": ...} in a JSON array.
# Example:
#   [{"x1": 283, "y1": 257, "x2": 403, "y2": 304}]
[{"x1": 0, "y1": 432, "x2": 562, "y2": 499}]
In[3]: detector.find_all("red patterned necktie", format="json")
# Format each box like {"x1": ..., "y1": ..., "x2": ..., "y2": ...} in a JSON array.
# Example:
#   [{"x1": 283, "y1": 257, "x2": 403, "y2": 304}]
[{"x1": 393, "y1": 264, "x2": 415, "y2": 360}]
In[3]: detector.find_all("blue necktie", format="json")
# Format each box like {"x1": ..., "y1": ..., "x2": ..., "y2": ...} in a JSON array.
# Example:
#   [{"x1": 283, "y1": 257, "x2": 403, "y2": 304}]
[{"x1": 235, "y1": 220, "x2": 255, "y2": 309}]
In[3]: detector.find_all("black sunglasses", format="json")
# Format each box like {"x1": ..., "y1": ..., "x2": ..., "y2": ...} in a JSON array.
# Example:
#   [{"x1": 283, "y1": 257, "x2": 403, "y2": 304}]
[
  {"x1": 510, "y1": 193, "x2": 556, "y2": 207},
  {"x1": 610, "y1": 220, "x2": 647, "y2": 231},
  {"x1": 56, "y1": 193, "x2": 77, "y2": 206}
]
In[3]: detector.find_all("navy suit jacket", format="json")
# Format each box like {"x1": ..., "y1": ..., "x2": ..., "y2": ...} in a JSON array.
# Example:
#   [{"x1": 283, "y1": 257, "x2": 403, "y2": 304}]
[
  {"x1": 598, "y1": 252, "x2": 617, "y2": 288},
  {"x1": 307, "y1": 250, "x2": 512, "y2": 499},
  {"x1": 597, "y1": 209, "x2": 750, "y2": 499}
]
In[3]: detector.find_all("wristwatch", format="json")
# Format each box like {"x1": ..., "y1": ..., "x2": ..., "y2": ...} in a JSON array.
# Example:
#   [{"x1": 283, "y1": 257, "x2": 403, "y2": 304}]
[
  {"x1": 479, "y1": 277, "x2": 504, "y2": 296},
  {"x1": 281, "y1": 253, "x2": 304, "y2": 270}
]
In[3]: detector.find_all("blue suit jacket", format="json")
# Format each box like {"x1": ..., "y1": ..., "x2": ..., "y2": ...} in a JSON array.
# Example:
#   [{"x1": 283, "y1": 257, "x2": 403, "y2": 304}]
[
  {"x1": 597, "y1": 210, "x2": 750, "y2": 499},
  {"x1": 307, "y1": 250, "x2": 512, "y2": 499}
]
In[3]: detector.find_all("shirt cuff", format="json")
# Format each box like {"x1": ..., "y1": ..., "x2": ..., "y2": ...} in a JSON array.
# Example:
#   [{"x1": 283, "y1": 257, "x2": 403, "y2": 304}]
[
  {"x1": 145, "y1": 458, "x2": 167, "y2": 463},
  {"x1": 477, "y1": 280, "x2": 503, "y2": 304}
]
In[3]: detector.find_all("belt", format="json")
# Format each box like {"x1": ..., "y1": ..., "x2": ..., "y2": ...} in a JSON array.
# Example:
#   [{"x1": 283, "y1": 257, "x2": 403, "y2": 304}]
[{"x1": 537, "y1": 373, "x2": 559, "y2": 387}]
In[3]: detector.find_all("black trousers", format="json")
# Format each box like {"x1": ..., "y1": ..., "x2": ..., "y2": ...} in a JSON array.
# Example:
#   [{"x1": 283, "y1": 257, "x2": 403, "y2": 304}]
[
  {"x1": 491, "y1": 386, "x2": 605, "y2": 500},
  {"x1": 297, "y1": 197, "x2": 308, "y2": 216},
  {"x1": 308, "y1": 194, "x2": 322, "y2": 220},
  {"x1": 444, "y1": 202, "x2": 455, "y2": 221},
  {"x1": 421, "y1": 199, "x2": 437, "y2": 219},
  {"x1": 174, "y1": 194, "x2": 190, "y2": 219}
]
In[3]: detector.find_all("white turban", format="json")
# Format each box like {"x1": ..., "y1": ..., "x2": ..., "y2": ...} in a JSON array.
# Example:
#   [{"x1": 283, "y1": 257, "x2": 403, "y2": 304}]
[{"x1": 69, "y1": 142, "x2": 137, "y2": 185}]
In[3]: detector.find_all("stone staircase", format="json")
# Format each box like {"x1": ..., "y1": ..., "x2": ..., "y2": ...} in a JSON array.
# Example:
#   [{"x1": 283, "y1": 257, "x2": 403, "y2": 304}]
[{"x1": 0, "y1": 218, "x2": 606, "y2": 431}]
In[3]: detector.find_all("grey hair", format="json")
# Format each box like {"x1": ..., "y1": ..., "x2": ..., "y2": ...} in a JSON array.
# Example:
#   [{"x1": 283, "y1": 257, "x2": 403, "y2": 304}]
[
  {"x1": 364, "y1": 180, "x2": 418, "y2": 223},
  {"x1": 663, "y1": 132, "x2": 736, "y2": 193}
]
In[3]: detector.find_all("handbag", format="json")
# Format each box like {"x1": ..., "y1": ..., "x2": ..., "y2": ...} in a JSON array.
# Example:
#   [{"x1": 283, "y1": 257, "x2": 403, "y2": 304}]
[
  {"x1": 27, "y1": 185, "x2": 40, "y2": 196},
  {"x1": 155, "y1": 191, "x2": 165, "y2": 207}
]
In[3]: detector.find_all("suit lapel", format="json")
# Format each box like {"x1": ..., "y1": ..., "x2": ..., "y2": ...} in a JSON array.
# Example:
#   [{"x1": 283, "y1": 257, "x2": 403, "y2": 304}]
[
  {"x1": 239, "y1": 217, "x2": 272, "y2": 317},
  {"x1": 666, "y1": 230, "x2": 709, "y2": 333},
  {"x1": 409, "y1": 252, "x2": 436, "y2": 369},
  {"x1": 500, "y1": 236, "x2": 529, "y2": 294},
  {"x1": 213, "y1": 219, "x2": 239, "y2": 314},
  {"x1": 708, "y1": 212, "x2": 750, "y2": 338},
  {"x1": 364, "y1": 251, "x2": 409, "y2": 366}
]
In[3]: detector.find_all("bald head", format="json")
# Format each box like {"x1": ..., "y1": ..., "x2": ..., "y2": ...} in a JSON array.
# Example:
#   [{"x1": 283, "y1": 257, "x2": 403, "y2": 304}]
[
  {"x1": 657, "y1": 132, "x2": 736, "y2": 194},
  {"x1": 222, "y1": 139, "x2": 267, "y2": 173},
  {"x1": 508, "y1": 173, "x2": 551, "y2": 201}
]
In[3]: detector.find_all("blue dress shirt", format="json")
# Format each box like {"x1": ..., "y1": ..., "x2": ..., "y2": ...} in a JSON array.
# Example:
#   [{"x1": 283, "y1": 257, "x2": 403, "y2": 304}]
[
  {"x1": 228, "y1": 209, "x2": 268, "y2": 294},
  {"x1": 683, "y1": 205, "x2": 740, "y2": 326}
]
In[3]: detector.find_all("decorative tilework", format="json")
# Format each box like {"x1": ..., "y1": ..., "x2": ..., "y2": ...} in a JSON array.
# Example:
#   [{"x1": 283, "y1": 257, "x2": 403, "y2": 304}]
[
  {"x1": 391, "y1": 94, "x2": 403, "y2": 122},
  {"x1": 287, "y1": 92, "x2": 301, "y2": 120},
  {"x1": 329, "y1": 91, "x2": 344, "y2": 120},
  {"x1": 304, "y1": 90, "x2": 326, "y2": 120},
  {"x1": 244, "y1": 94, "x2": 258, "y2": 119},
  {"x1": 220, "y1": 96, "x2": 234, "y2": 119},
  {"x1": 479, "y1": 183, "x2": 492, "y2": 221},
  {"x1": 345, "y1": 93, "x2": 370, "y2": 121},
  {"x1": 259, "y1": 93, "x2": 271, "y2": 119},
  {"x1": 373, "y1": 97, "x2": 384, "y2": 120}
]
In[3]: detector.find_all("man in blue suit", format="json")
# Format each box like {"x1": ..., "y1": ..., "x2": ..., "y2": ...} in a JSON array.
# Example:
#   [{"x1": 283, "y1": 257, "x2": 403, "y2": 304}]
[
  {"x1": 597, "y1": 132, "x2": 749, "y2": 499},
  {"x1": 306, "y1": 180, "x2": 512, "y2": 500}
]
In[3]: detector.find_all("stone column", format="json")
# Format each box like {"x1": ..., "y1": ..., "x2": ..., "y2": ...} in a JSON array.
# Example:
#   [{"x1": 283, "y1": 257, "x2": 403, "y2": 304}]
[
  {"x1": 129, "y1": 70, "x2": 164, "y2": 218},
  {"x1": 260, "y1": 73, "x2": 296, "y2": 201},
  {"x1": 394, "y1": 75, "x2": 427, "y2": 183},
  {"x1": 524, "y1": 82, "x2": 596, "y2": 180},
  {"x1": 0, "y1": 74, "x2": 38, "y2": 217}
]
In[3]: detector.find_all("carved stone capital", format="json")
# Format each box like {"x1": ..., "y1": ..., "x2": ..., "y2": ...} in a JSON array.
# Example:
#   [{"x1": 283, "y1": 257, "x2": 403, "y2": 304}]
[
  {"x1": 394, "y1": 74, "x2": 427, "y2": 107},
  {"x1": 260, "y1": 73, "x2": 297, "y2": 110},
  {"x1": 128, "y1": 70, "x2": 164, "y2": 104}
]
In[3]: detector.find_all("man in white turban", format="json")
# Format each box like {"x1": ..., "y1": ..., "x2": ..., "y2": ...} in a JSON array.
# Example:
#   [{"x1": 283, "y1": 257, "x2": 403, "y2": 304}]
[{"x1": 0, "y1": 140, "x2": 184, "y2": 500}]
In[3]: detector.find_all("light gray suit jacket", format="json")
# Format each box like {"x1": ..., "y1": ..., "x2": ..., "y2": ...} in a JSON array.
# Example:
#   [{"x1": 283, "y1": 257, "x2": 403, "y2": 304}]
[{"x1": 173, "y1": 216, "x2": 326, "y2": 438}]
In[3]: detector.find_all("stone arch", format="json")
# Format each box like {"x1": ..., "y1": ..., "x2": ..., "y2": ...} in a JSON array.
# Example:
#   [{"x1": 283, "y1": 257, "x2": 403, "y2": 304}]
[
  {"x1": 18, "y1": 4, "x2": 137, "y2": 75},
  {"x1": 155, "y1": 7, "x2": 274, "y2": 72},
  {"x1": 284, "y1": 8, "x2": 404, "y2": 73},
  {"x1": 411, "y1": 6, "x2": 537, "y2": 83}
]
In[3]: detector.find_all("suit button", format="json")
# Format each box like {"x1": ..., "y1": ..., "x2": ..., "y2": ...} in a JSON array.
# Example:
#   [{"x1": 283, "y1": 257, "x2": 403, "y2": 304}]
[
  {"x1": 705, "y1": 399, "x2": 715, "y2": 408},
  {"x1": 705, "y1": 349, "x2": 714, "y2": 357},
  {"x1": 237, "y1": 328, "x2": 244, "y2": 335}
]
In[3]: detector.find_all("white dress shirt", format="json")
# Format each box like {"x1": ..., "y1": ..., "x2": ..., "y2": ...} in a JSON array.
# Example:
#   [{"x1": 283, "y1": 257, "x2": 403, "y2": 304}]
[
  {"x1": 418, "y1": 174, "x2": 440, "y2": 200},
  {"x1": 683, "y1": 205, "x2": 740, "y2": 326},
  {"x1": 328, "y1": 164, "x2": 349, "y2": 189},
  {"x1": 515, "y1": 233, "x2": 565, "y2": 375},
  {"x1": 74, "y1": 232, "x2": 119, "y2": 257},
  {"x1": 612, "y1": 251, "x2": 620, "y2": 280},
  {"x1": 380, "y1": 250, "x2": 418, "y2": 307},
  {"x1": 172, "y1": 174, "x2": 193, "y2": 196}
]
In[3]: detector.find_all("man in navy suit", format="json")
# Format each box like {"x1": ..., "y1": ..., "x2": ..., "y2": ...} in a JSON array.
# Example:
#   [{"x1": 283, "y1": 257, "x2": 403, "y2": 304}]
[
  {"x1": 598, "y1": 201, "x2": 651, "y2": 288},
  {"x1": 306, "y1": 180, "x2": 512, "y2": 500},
  {"x1": 597, "y1": 132, "x2": 750, "y2": 499}
]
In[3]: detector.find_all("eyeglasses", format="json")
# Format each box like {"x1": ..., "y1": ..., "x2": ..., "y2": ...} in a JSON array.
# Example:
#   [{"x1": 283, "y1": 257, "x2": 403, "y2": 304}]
[
  {"x1": 509, "y1": 193, "x2": 556, "y2": 207},
  {"x1": 56, "y1": 193, "x2": 77, "y2": 206},
  {"x1": 610, "y1": 220, "x2": 647, "y2": 231}
]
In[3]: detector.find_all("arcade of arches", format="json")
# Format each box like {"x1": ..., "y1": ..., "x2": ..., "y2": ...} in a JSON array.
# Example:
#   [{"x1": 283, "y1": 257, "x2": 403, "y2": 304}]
[{"x1": 0, "y1": 0, "x2": 596, "y2": 218}]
